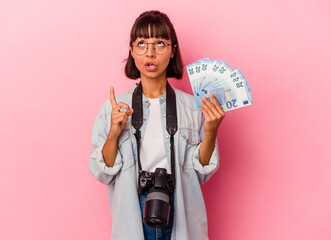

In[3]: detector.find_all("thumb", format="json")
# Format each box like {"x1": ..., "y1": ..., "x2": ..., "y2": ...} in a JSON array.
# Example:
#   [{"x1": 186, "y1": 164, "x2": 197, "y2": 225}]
[{"x1": 126, "y1": 108, "x2": 134, "y2": 116}]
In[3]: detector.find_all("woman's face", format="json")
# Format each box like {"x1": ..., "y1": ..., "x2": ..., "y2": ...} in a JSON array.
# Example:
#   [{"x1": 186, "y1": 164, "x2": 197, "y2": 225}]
[{"x1": 130, "y1": 37, "x2": 174, "y2": 81}]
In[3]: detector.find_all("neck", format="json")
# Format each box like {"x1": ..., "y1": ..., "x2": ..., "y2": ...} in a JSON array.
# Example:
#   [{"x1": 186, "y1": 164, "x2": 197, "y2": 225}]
[{"x1": 140, "y1": 76, "x2": 167, "y2": 98}]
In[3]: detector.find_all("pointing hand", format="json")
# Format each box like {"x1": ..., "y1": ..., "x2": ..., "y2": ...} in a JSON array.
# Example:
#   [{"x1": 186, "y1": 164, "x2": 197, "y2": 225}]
[{"x1": 108, "y1": 86, "x2": 134, "y2": 138}]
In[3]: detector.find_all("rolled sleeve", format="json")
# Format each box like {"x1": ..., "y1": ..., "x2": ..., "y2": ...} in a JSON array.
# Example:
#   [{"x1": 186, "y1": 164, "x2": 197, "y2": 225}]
[{"x1": 192, "y1": 140, "x2": 220, "y2": 184}]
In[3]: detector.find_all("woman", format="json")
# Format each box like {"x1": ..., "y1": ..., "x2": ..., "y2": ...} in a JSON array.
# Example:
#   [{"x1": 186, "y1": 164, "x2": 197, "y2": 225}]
[{"x1": 89, "y1": 10, "x2": 225, "y2": 240}]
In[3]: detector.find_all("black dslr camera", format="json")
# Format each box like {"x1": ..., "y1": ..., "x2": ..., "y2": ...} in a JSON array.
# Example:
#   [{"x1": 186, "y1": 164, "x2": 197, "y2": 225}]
[{"x1": 138, "y1": 168, "x2": 174, "y2": 228}]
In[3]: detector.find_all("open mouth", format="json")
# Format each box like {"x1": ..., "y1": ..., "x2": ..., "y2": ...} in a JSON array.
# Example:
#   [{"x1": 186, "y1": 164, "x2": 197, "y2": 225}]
[{"x1": 145, "y1": 63, "x2": 157, "y2": 71}]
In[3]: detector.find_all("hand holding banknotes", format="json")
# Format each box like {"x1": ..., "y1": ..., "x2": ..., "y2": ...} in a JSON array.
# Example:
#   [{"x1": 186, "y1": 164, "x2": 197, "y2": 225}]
[
  {"x1": 186, "y1": 58, "x2": 253, "y2": 112},
  {"x1": 200, "y1": 93, "x2": 225, "y2": 137}
]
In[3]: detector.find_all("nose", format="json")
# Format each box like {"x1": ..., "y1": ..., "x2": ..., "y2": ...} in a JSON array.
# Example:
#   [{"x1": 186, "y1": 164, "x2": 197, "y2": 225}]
[{"x1": 145, "y1": 43, "x2": 156, "y2": 57}]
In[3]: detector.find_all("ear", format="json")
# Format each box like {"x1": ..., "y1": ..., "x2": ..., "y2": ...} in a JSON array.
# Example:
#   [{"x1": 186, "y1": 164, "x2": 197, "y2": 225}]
[
  {"x1": 130, "y1": 46, "x2": 135, "y2": 59},
  {"x1": 170, "y1": 45, "x2": 176, "y2": 58}
]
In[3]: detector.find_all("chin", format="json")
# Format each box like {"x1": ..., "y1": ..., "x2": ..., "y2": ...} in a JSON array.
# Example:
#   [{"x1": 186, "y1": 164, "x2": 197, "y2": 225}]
[{"x1": 142, "y1": 71, "x2": 166, "y2": 80}]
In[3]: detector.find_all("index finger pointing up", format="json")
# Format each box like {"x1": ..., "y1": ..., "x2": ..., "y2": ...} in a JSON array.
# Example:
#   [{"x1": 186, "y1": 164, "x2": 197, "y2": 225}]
[{"x1": 110, "y1": 86, "x2": 117, "y2": 108}]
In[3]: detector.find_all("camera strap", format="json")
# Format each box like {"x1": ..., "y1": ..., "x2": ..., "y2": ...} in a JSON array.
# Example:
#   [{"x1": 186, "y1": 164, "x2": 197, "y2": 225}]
[{"x1": 132, "y1": 81, "x2": 177, "y2": 191}]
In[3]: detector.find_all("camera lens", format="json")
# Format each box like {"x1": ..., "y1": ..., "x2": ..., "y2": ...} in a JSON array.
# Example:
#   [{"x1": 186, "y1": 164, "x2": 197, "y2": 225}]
[
  {"x1": 148, "y1": 218, "x2": 163, "y2": 224},
  {"x1": 143, "y1": 190, "x2": 170, "y2": 228}
]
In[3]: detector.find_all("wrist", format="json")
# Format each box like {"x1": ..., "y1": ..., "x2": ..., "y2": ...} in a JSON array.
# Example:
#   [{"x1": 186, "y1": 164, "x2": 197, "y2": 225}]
[
  {"x1": 203, "y1": 132, "x2": 217, "y2": 141},
  {"x1": 107, "y1": 131, "x2": 120, "y2": 141}
]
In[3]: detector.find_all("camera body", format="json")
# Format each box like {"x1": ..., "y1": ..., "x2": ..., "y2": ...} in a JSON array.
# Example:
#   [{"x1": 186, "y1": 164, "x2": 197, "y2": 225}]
[
  {"x1": 138, "y1": 168, "x2": 174, "y2": 195},
  {"x1": 138, "y1": 168, "x2": 175, "y2": 228}
]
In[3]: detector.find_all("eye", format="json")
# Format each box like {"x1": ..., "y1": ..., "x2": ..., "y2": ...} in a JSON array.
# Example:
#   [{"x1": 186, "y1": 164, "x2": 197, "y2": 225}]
[
  {"x1": 137, "y1": 41, "x2": 146, "y2": 47},
  {"x1": 156, "y1": 41, "x2": 166, "y2": 47}
]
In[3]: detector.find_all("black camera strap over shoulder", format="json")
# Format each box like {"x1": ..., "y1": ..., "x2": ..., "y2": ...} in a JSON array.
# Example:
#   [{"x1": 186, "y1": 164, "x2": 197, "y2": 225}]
[{"x1": 132, "y1": 81, "x2": 177, "y2": 191}]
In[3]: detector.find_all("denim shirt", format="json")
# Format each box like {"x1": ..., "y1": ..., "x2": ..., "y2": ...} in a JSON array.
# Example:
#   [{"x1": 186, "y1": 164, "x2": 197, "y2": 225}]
[{"x1": 89, "y1": 84, "x2": 220, "y2": 240}]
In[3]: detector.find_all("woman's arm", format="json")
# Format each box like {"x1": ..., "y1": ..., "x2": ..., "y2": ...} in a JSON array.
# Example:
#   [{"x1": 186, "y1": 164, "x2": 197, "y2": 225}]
[
  {"x1": 88, "y1": 87, "x2": 133, "y2": 185},
  {"x1": 199, "y1": 132, "x2": 217, "y2": 166},
  {"x1": 102, "y1": 87, "x2": 134, "y2": 167},
  {"x1": 102, "y1": 134, "x2": 119, "y2": 167},
  {"x1": 199, "y1": 93, "x2": 225, "y2": 166}
]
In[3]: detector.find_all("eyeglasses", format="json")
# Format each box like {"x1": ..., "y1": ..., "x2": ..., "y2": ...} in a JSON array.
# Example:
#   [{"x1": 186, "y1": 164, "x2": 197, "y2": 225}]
[{"x1": 131, "y1": 40, "x2": 173, "y2": 56}]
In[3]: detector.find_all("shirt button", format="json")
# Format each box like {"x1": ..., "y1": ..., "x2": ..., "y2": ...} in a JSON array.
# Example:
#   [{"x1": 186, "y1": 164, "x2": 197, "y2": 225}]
[
  {"x1": 166, "y1": 135, "x2": 169, "y2": 139},
  {"x1": 163, "y1": 113, "x2": 166, "y2": 117},
  {"x1": 160, "y1": 96, "x2": 164, "y2": 100},
  {"x1": 143, "y1": 118, "x2": 146, "y2": 121},
  {"x1": 190, "y1": 139, "x2": 194, "y2": 143},
  {"x1": 145, "y1": 101, "x2": 148, "y2": 104}
]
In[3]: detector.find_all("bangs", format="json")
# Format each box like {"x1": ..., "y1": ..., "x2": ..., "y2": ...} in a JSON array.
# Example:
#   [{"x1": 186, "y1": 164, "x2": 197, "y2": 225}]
[{"x1": 131, "y1": 18, "x2": 171, "y2": 42}]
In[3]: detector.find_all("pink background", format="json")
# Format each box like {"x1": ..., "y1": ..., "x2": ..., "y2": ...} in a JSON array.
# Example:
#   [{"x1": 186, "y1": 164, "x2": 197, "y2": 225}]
[{"x1": 1, "y1": 0, "x2": 330, "y2": 239}]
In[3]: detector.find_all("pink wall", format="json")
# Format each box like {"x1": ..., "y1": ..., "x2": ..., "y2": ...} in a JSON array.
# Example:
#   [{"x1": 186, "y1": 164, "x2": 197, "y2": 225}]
[{"x1": 1, "y1": 0, "x2": 330, "y2": 239}]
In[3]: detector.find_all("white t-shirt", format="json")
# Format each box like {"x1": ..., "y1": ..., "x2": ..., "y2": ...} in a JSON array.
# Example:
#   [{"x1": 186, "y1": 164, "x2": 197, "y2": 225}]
[{"x1": 139, "y1": 97, "x2": 170, "y2": 174}]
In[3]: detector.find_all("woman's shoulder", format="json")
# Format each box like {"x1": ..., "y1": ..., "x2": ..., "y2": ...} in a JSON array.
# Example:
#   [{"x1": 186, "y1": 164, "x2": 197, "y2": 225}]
[
  {"x1": 173, "y1": 87, "x2": 203, "y2": 130},
  {"x1": 173, "y1": 88, "x2": 200, "y2": 112}
]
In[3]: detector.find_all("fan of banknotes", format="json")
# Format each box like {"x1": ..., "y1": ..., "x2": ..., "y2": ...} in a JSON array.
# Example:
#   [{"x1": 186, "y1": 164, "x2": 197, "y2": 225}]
[{"x1": 186, "y1": 58, "x2": 253, "y2": 112}]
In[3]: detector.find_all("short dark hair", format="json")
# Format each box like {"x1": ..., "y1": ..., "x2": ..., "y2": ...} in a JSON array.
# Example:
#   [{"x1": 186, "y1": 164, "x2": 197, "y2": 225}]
[{"x1": 125, "y1": 10, "x2": 183, "y2": 80}]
